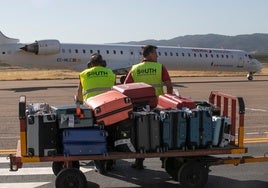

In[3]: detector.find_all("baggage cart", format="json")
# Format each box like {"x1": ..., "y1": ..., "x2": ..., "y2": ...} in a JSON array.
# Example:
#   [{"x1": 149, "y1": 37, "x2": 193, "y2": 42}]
[{"x1": 9, "y1": 91, "x2": 268, "y2": 188}]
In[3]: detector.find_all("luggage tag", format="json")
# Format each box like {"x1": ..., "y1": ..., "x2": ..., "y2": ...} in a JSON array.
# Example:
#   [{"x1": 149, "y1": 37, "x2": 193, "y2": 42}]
[{"x1": 61, "y1": 114, "x2": 75, "y2": 128}]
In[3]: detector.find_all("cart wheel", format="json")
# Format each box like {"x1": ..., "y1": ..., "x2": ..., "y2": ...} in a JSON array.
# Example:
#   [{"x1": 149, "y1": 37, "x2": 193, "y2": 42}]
[
  {"x1": 55, "y1": 168, "x2": 87, "y2": 188},
  {"x1": 52, "y1": 161, "x2": 80, "y2": 176},
  {"x1": 164, "y1": 157, "x2": 183, "y2": 181},
  {"x1": 178, "y1": 161, "x2": 208, "y2": 188}
]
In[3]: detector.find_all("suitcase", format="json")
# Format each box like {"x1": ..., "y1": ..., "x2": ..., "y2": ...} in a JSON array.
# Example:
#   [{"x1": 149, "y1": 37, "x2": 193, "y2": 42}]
[
  {"x1": 195, "y1": 101, "x2": 221, "y2": 116},
  {"x1": 62, "y1": 128, "x2": 107, "y2": 143},
  {"x1": 62, "y1": 128, "x2": 107, "y2": 156},
  {"x1": 158, "y1": 109, "x2": 188, "y2": 150},
  {"x1": 51, "y1": 105, "x2": 94, "y2": 129},
  {"x1": 26, "y1": 113, "x2": 59, "y2": 157},
  {"x1": 158, "y1": 94, "x2": 196, "y2": 110},
  {"x1": 63, "y1": 143, "x2": 107, "y2": 156},
  {"x1": 85, "y1": 90, "x2": 133, "y2": 126},
  {"x1": 112, "y1": 119, "x2": 136, "y2": 152},
  {"x1": 112, "y1": 82, "x2": 157, "y2": 110},
  {"x1": 188, "y1": 109, "x2": 213, "y2": 149},
  {"x1": 134, "y1": 111, "x2": 161, "y2": 152},
  {"x1": 212, "y1": 116, "x2": 231, "y2": 147}
]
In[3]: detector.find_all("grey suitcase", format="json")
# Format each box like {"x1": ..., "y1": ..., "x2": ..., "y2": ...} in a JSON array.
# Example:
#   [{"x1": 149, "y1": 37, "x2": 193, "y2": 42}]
[
  {"x1": 51, "y1": 105, "x2": 94, "y2": 129},
  {"x1": 134, "y1": 111, "x2": 161, "y2": 152},
  {"x1": 26, "y1": 113, "x2": 59, "y2": 156},
  {"x1": 212, "y1": 116, "x2": 231, "y2": 147}
]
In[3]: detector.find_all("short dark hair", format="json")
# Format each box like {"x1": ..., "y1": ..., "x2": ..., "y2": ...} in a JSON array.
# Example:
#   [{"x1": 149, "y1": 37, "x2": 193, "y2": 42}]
[
  {"x1": 142, "y1": 45, "x2": 157, "y2": 57},
  {"x1": 87, "y1": 53, "x2": 104, "y2": 68}
]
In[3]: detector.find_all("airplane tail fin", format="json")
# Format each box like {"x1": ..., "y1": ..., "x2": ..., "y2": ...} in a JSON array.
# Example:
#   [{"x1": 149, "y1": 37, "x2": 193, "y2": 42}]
[{"x1": 0, "y1": 31, "x2": 19, "y2": 44}]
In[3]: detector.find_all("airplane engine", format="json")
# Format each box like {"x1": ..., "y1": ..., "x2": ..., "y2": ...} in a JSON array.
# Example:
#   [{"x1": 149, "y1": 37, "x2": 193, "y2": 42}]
[{"x1": 20, "y1": 40, "x2": 61, "y2": 55}]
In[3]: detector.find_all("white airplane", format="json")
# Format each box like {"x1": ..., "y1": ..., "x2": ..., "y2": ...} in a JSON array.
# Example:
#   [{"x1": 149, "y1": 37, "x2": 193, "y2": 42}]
[{"x1": 0, "y1": 31, "x2": 262, "y2": 81}]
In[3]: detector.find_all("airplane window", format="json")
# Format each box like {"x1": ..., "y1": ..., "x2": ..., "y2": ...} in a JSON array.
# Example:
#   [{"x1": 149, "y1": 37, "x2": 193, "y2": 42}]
[
  {"x1": 182, "y1": 53, "x2": 185, "y2": 57},
  {"x1": 83, "y1": 49, "x2": 86, "y2": 53},
  {"x1": 205, "y1": 54, "x2": 208, "y2": 57},
  {"x1": 226, "y1": 55, "x2": 228, "y2": 58},
  {"x1": 200, "y1": 54, "x2": 202, "y2": 57},
  {"x1": 165, "y1": 52, "x2": 168, "y2": 56},
  {"x1": 97, "y1": 50, "x2": 100, "y2": 53},
  {"x1": 248, "y1": 54, "x2": 252, "y2": 59},
  {"x1": 216, "y1": 54, "x2": 219, "y2": 58},
  {"x1": 194, "y1": 53, "x2": 196, "y2": 57},
  {"x1": 120, "y1": 51, "x2": 123, "y2": 55},
  {"x1": 2, "y1": 51, "x2": 5, "y2": 54},
  {"x1": 211, "y1": 54, "x2": 213, "y2": 58},
  {"x1": 113, "y1": 50, "x2": 116, "y2": 54},
  {"x1": 75, "y1": 49, "x2": 78, "y2": 53},
  {"x1": 130, "y1": 51, "x2": 133, "y2": 55},
  {"x1": 158, "y1": 52, "x2": 161, "y2": 56},
  {"x1": 90, "y1": 50, "x2": 93, "y2": 54},
  {"x1": 188, "y1": 53, "x2": 191, "y2": 57},
  {"x1": 176, "y1": 52, "x2": 179, "y2": 56},
  {"x1": 221, "y1": 55, "x2": 224, "y2": 58},
  {"x1": 170, "y1": 52, "x2": 173, "y2": 56},
  {"x1": 106, "y1": 50, "x2": 109, "y2": 54},
  {"x1": 139, "y1": 52, "x2": 142, "y2": 55}
]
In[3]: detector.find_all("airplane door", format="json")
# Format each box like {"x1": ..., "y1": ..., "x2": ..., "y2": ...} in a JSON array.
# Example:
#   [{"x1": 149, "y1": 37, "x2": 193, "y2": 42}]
[{"x1": 238, "y1": 55, "x2": 244, "y2": 67}]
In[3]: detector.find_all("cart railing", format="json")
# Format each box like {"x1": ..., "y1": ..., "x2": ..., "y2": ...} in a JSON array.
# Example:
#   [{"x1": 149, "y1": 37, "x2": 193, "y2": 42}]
[{"x1": 209, "y1": 91, "x2": 245, "y2": 148}]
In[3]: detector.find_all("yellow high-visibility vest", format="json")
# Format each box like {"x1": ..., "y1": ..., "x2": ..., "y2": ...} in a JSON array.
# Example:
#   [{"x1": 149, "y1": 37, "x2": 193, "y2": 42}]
[
  {"x1": 80, "y1": 66, "x2": 115, "y2": 100},
  {"x1": 131, "y1": 62, "x2": 163, "y2": 96}
]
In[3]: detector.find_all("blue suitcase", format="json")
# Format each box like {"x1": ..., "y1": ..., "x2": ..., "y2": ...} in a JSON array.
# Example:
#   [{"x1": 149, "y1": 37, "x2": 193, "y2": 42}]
[
  {"x1": 62, "y1": 128, "x2": 106, "y2": 143},
  {"x1": 159, "y1": 109, "x2": 187, "y2": 150},
  {"x1": 188, "y1": 109, "x2": 213, "y2": 149},
  {"x1": 62, "y1": 128, "x2": 107, "y2": 156},
  {"x1": 63, "y1": 143, "x2": 107, "y2": 156}
]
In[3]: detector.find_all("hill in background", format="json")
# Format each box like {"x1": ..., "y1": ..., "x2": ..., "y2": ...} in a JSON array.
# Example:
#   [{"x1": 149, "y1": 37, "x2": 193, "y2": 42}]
[{"x1": 119, "y1": 33, "x2": 268, "y2": 54}]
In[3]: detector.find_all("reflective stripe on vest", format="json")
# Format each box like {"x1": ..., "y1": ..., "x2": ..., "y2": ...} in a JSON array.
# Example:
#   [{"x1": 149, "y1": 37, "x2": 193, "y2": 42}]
[
  {"x1": 131, "y1": 62, "x2": 163, "y2": 96},
  {"x1": 80, "y1": 66, "x2": 115, "y2": 100}
]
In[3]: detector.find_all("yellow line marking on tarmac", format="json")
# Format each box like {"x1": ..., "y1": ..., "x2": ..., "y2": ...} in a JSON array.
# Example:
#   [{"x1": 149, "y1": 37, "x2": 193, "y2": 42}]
[{"x1": 0, "y1": 149, "x2": 16, "y2": 155}]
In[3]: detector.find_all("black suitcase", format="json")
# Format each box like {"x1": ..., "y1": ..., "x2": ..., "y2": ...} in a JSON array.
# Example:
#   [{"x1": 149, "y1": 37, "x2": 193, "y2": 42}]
[
  {"x1": 26, "y1": 113, "x2": 59, "y2": 156},
  {"x1": 105, "y1": 119, "x2": 136, "y2": 152},
  {"x1": 134, "y1": 111, "x2": 161, "y2": 152}
]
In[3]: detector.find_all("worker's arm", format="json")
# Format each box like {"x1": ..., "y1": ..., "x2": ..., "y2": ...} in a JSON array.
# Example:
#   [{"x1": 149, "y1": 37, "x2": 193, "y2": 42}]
[
  {"x1": 77, "y1": 81, "x2": 83, "y2": 103},
  {"x1": 164, "y1": 80, "x2": 173, "y2": 94},
  {"x1": 162, "y1": 65, "x2": 173, "y2": 94}
]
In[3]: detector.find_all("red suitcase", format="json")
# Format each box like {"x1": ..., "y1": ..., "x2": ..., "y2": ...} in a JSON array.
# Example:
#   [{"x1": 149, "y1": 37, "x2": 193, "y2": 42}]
[
  {"x1": 112, "y1": 82, "x2": 157, "y2": 110},
  {"x1": 85, "y1": 90, "x2": 133, "y2": 126},
  {"x1": 158, "y1": 94, "x2": 196, "y2": 109}
]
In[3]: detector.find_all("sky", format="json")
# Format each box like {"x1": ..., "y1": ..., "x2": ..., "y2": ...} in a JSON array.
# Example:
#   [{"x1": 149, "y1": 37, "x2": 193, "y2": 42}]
[{"x1": 1, "y1": 0, "x2": 268, "y2": 44}]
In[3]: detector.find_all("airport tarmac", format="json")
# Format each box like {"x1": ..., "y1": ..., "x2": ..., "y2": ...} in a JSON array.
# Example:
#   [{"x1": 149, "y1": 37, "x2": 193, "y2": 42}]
[{"x1": 0, "y1": 75, "x2": 267, "y2": 150}]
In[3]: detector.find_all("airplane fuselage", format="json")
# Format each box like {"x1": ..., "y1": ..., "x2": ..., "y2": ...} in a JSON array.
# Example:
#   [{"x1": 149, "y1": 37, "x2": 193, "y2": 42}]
[{"x1": 0, "y1": 32, "x2": 263, "y2": 80}]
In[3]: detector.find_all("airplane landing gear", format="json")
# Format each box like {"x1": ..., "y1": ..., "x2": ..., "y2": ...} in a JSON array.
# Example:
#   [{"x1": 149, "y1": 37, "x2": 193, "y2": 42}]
[{"x1": 247, "y1": 72, "x2": 254, "y2": 81}]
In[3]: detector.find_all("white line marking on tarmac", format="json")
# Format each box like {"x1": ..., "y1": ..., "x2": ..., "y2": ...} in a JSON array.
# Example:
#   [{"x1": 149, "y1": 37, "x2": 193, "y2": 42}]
[
  {"x1": 245, "y1": 132, "x2": 259, "y2": 135},
  {"x1": 0, "y1": 182, "x2": 50, "y2": 188},
  {"x1": 245, "y1": 108, "x2": 267, "y2": 112},
  {"x1": 0, "y1": 166, "x2": 93, "y2": 176}
]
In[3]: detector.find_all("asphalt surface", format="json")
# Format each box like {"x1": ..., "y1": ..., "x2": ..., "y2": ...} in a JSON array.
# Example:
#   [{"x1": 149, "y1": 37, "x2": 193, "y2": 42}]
[{"x1": 0, "y1": 76, "x2": 267, "y2": 187}]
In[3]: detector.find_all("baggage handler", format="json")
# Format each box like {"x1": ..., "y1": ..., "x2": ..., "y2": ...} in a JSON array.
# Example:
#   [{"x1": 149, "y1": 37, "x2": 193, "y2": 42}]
[
  {"x1": 77, "y1": 53, "x2": 116, "y2": 173},
  {"x1": 77, "y1": 53, "x2": 116, "y2": 103},
  {"x1": 124, "y1": 45, "x2": 173, "y2": 169},
  {"x1": 124, "y1": 45, "x2": 173, "y2": 96}
]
